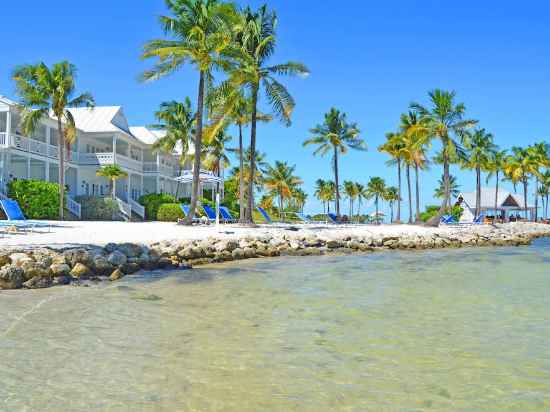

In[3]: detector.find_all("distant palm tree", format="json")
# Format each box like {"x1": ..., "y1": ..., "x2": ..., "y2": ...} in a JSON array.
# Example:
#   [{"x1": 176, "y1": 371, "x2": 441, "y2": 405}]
[
  {"x1": 355, "y1": 183, "x2": 366, "y2": 219},
  {"x1": 485, "y1": 149, "x2": 507, "y2": 218},
  {"x1": 96, "y1": 165, "x2": 128, "y2": 199},
  {"x1": 291, "y1": 188, "x2": 307, "y2": 213},
  {"x1": 141, "y1": 0, "x2": 236, "y2": 224},
  {"x1": 203, "y1": 128, "x2": 232, "y2": 177},
  {"x1": 314, "y1": 179, "x2": 335, "y2": 215},
  {"x1": 366, "y1": 177, "x2": 387, "y2": 225},
  {"x1": 540, "y1": 170, "x2": 550, "y2": 218},
  {"x1": 461, "y1": 128, "x2": 497, "y2": 217},
  {"x1": 434, "y1": 175, "x2": 460, "y2": 201},
  {"x1": 379, "y1": 132, "x2": 405, "y2": 222},
  {"x1": 529, "y1": 142, "x2": 549, "y2": 221},
  {"x1": 12, "y1": 61, "x2": 95, "y2": 219},
  {"x1": 304, "y1": 108, "x2": 366, "y2": 217},
  {"x1": 229, "y1": 148, "x2": 268, "y2": 198},
  {"x1": 150, "y1": 99, "x2": 195, "y2": 199},
  {"x1": 343, "y1": 181, "x2": 360, "y2": 217},
  {"x1": 384, "y1": 186, "x2": 399, "y2": 223},
  {"x1": 411, "y1": 90, "x2": 477, "y2": 219},
  {"x1": 230, "y1": 5, "x2": 309, "y2": 223},
  {"x1": 504, "y1": 147, "x2": 538, "y2": 220},
  {"x1": 263, "y1": 161, "x2": 303, "y2": 220}
]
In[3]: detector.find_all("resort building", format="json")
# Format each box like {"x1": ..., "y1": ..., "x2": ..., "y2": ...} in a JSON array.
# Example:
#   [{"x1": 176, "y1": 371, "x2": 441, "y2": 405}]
[
  {"x1": 0, "y1": 95, "x2": 214, "y2": 219},
  {"x1": 457, "y1": 187, "x2": 537, "y2": 222}
]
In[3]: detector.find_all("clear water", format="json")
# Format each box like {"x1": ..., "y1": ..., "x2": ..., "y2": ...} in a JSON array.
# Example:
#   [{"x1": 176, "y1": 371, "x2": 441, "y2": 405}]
[{"x1": 1, "y1": 239, "x2": 549, "y2": 411}]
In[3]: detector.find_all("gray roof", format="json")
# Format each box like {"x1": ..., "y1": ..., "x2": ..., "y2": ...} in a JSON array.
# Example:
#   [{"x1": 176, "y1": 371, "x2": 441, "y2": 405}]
[{"x1": 458, "y1": 187, "x2": 533, "y2": 209}]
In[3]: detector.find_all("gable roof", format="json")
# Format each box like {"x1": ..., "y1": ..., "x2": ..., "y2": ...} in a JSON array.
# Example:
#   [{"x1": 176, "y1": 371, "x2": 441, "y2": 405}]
[
  {"x1": 129, "y1": 126, "x2": 164, "y2": 145},
  {"x1": 458, "y1": 187, "x2": 532, "y2": 209},
  {"x1": 65, "y1": 106, "x2": 131, "y2": 134}
]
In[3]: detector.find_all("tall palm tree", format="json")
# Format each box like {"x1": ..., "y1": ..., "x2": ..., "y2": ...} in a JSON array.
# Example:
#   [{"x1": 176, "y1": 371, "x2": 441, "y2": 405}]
[
  {"x1": 291, "y1": 188, "x2": 307, "y2": 214},
  {"x1": 485, "y1": 149, "x2": 507, "y2": 217},
  {"x1": 304, "y1": 108, "x2": 365, "y2": 217},
  {"x1": 378, "y1": 132, "x2": 405, "y2": 223},
  {"x1": 529, "y1": 142, "x2": 549, "y2": 221},
  {"x1": 400, "y1": 111, "x2": 430, "y2": 222},
  {"x1": 434, "y1": 175, "x2": 460, "y2": 200},
  {"x1": 229, "y1": 147, "x2": 268, "y2": 198},
  {"x1": 504, "y1": 147, "x2": 538, "y2": 220},
  {"x1": 366, "y1": 177, "x2": 386, "y2": 225},
  {"x1": 410, "y1": 90, "x2": 477, "y2": 220},
  {"x1": 314, "y1": 179, "x2": 335, "y2": 215},
  {"x1": 96, "y1": 165, "x2": 128, "y2": 199},
  {"x1": 12, "y1": 61, "x2": 94, "y2": 219},
  {"x1": 355, "y1": 183, "x2": 366, "y2": 219},
  {"x1": 203, "y1": 128, "x2": 231, "y2": 176},
  {"x1": 150, "y1": 99, "x2": 195, "y2": 199},
  {"x1": 461, "y1": 128, "x2": 497, "y2": 217},
  {"x1": 141, "y1": 0, "x2": 236, "y2": 224},
  {"x1": 263, "y1": 161, "x2": 302, "y2": 220},
  {"x1": 540, "y1": 170, "x2": 550, "y2": 219},
  {"x1": 384, "y1": 186, "x2": 399, "y2": 223},
  {"x1": 343, "y1": 181, "x2": 360, "y2": 218},
  {"x1": 229, "y1": 5, "x2": 309, "y2": 223}
]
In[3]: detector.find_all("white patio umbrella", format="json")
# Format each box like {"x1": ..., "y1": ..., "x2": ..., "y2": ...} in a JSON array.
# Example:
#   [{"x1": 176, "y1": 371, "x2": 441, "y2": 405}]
[{"x1": 175, "y1": 170, "x2": 223, "y2": 227}]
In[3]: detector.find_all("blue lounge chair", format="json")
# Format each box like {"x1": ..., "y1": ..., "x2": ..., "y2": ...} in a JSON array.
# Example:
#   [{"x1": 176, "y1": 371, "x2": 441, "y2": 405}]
[
  {"x1": 179, "y1": 204, "x2": 202, "y2": 223},
  {"x1": 0, "y1": 199, "x2": 50, "y2": 232},
  {"x1": 473, "y1": 214, "x2": 485, "y2": 224},
  {"x1": 440, "y1": 215, "x2": 457, "y2": 225},
  {"x1": 219, "y1": 206, "x2": 237, "y2": 223},
  {"x1": 293, "y1": 212, "x2": 312, "y2": 223},
  {"x1": 202, "y1": 205, "x2": 217, "y2": 222},
  {"x1": 327, "y1": 213, "x2": 340, "y2": 224},
  {"x1": 257, "y1": 206, "x2": 272, "y2": 223}
]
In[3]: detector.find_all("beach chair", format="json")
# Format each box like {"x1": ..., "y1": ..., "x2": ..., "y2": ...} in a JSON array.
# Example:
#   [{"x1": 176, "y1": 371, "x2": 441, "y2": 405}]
[
  {"x1": 473, "y1": 214, "x2": 485, "y2": 224},
  {"x1": 0, "y1": 199, "x2": 51, "y2": 232},
  {"x1": 327, "y1": 213, "x2": 342, "y2": 224},
  {"x1": 256, "y1": 206, "x2": 273, "y2": 224},
  {"x1": 219, "y1": 206, "x2": 237, "y2": 223},
  {"x1": 202, "y1": 205, "x2": 218, "y2": 222},
  {"x1": 179, "y1": 204, "x2": 202, "y2": 223},
  {"x1": 440, "y1": 215, "x2": 456, "y2": 225},
  {"x1": 293, "y1": 212, "x2": 312, "y2": 224}
]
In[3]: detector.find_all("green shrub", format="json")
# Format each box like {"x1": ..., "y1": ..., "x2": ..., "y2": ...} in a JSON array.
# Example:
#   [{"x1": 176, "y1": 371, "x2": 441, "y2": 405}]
[
  {"x1": 76, "y1": 196, "x2": 119, "y2": 221},
  {"x1": 7, "y1": 179, "x2": 63, "y2": 219},
  {"x1": 420, "y1": 205, "x2": 464, "y2": 222},
  {"x1": 157, "y1": 203, "x2": 184, "y2": 222},
  {"x1": 139, "y1": 193, "x2": 177, "y2": 220}
]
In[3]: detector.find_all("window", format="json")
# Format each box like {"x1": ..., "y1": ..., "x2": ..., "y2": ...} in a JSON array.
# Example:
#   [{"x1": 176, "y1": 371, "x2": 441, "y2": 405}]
[
  {"x1": 10, "y1": 113, "x2": 21, "y2": 135},
  {"x1": 0, "y1": 112, "x2": 7, "y2": 133},
  {"x1": 32, "y1": 125, "x2": 47, "y2": 142},
  {"x1": 50, "y1": 128, "x2": 59, "y2": 146}
]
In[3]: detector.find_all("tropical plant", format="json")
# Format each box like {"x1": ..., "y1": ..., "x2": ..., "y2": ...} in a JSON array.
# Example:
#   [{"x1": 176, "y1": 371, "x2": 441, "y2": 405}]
[
  {"x1": 410, "y1": 90, "x2": 477, "y2": 218},
  {"x1": 504, "y1": 147, "x2": 538, "y2": 220},
  {"x1": 203, "y1": 128, "x2": 232, "y2": 176},
  {"x1": 7, "y1": 180, "x2": 64, "y2": 220},
  {"x1": 12, "y1": 61, "x2": 94, "y2": 219},
  {"x1": 304, "y1": 108, "x2": 365, "y2": 217},
  {"x1": 365, "y1": 177, "x2": 386, "y2": 225},
  {"x1": 141, "y1": 0, "x2": 236, "y2": 224},
  {"x1": 485, "y1": 149, "x2": 507, "y2": 218},
  {"x1": 434, "y1": 175, "x2": 460, "y2": 200},
  {"x1": 314, "y1": 179, "x2": 335, "y2": 215},
  {"x1": 528, "y1": 142, "x2": 549, "y2": 221},
  {"x1": 378, "y1": 132, "x2": 405, "y2": 222},
  {"x1": 343, "y1": 181, "x2": 360, "y2": 217},
  {"x1": 96, "y1": 165, "x2": 128, "y2": 199},
  {"x1": 541, "y1": 170, "x2": 550, "y2": 219},
  {"x1": 229, "y1": 5, "x2": 309, "y2": 223},
  {"x1": 384, "y1": 186, "x2": 399, "y2": 223},
  {"x1": 355, "y1": 183, "x2": 366, "y2": 218},
  {"x1": 229, "y1": 147, "x2": 268, "y2": 198},
  {"x1": 157, "y1": 203, "x2": 185, "y2": 221},
  {"x1": 290, "y1": 187, "x2": 307, "y2": 213},
  {"x1": 139, "y1": 193, "x2": 178, "y2": 220},
  {"x1": 263, "y1": 161, "x2": 303, "y2": 220},
  {"x1": 461, "y1": 128, "x2": 497, "y2": 217}
]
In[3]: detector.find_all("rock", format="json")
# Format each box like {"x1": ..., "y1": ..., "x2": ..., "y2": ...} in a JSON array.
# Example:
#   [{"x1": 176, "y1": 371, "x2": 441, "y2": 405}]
[
  {"x1": 9, "y1": 252, "x2": 33, "y2": 267},
  {"x1": 104, "y1": 243, "x2": 118, "y2": 253},
  {"x1": 23, "y1": 276, "x2": 52, "y2": 289},
  {"x1": 70, "y1": 263, "x2": 92, "y2": 279},
  {"x1": 107, "y1": 251, "x2": 127, "y2": 266},
  {"x1": 0, "y1": 265, "x2": 25, "y2": 289},
  {"x1": 231, "y1": 248, "x2": 246, "y2": 260},
  {"x1": 121, "y1": 262, "x2": 140, "y2": 275},
  {"x1": 51, "y1": 254, "x2": 67, "y2": 265},
  {"x1": 49, "y1": 263, "x2": 71, "y2": 277},
  {"x1": 117, "y1": 243, "x2": 143, "y2": 258},
  {"x1": 109, "y1": 269, "x2": 125, "y2": 281},
  {"x1": 243, "y1": 247, "x2": 257, "y2": 258},
  {"x1": 0, "y1": 252, "x2": 11, "y2": 267},
  {"x1": 53, "y1": 275, "x2": 72, "y2": 286},
  {"x1": 64, "y1": 249, "x2": 92, "y2": 267},
  {"x1": 20, "y1": 261, "x2": 49, "y2": 280},
  {"x1": 326, "y1": 240, "x2": 341, "y2": 249},
  {"x1": 92, "y1": 255, "x2": 114, "y2": 276}
]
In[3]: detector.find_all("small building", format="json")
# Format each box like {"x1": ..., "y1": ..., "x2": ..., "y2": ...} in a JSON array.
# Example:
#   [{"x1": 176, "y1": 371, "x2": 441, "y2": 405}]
[{"x1": 456, "y1": 187, "x2": 536, "y2": 222}]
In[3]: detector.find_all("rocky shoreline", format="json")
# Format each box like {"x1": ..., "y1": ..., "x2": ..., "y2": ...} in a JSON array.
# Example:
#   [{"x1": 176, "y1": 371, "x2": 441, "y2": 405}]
[{"x1": 1, "y1": 222, "x2": 549, "y2": 290}]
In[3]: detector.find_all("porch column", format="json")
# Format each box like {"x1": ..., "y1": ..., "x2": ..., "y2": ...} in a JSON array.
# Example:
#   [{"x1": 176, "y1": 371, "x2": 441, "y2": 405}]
[
  {"x1": 26, "y1": 156, "x2": 31, "y2": 179},
  {"x1": 127, "y1": 173, "x2": 131, "y2": 202},
  {"x1": 45, "y1": 160, "x2": 50, "y2": 181},
  {"x1": 112, "y1": 135, "x2": 117, "y2": 163},
  {"x1": 6, "y1": 111, "x2": 11, "y2": 141}
]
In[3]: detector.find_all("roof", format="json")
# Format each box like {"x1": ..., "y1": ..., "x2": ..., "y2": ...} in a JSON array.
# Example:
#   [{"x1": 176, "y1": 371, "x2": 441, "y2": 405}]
[
  {"x1": 0, "y1": 95, "x2": 18, "y2": 106},
  {"x1": 129, "y1": 126, "x2": 165, "y2": 145},
  {"x1": 458, "y1": 187, "x2": 533, "y2": 209},
  {"x1": 65, "y1": 106, "x2": 131, "y2": 134}
]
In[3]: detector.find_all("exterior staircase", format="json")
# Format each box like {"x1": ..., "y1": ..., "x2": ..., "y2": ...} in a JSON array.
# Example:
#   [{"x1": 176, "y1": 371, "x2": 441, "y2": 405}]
[{"x1": 115, "y1": 197, "x2": 145, "y2": 221}]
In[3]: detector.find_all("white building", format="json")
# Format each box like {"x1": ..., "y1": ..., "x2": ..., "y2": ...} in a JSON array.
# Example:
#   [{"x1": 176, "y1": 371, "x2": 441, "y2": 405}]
[
  {"x1": 457, "y1": 187, "x2": 536, "y2": 222},
  {"x1": 0, "y1": 95, "x2": 205, "y2": 219}
]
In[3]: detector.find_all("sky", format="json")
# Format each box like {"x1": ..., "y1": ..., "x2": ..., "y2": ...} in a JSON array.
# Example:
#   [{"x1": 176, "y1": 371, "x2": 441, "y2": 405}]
[{"x1": 1, "y1": 0, "x2": 549, "y2": 216}]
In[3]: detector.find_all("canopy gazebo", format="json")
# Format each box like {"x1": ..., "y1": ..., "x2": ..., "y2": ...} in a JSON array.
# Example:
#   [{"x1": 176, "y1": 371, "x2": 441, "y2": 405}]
[
  {"x1": 456, "y1": 188, "x2": 537, "y2": 222},
  {"x1": 175, "y1": 169, "x2": 224, "y2": 224}
]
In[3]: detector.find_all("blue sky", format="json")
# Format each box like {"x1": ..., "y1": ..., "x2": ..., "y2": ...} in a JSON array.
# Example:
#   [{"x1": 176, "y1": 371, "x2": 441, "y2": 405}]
[{"x1": 1, "y1": 0, "x2": 549, "y2": 216}]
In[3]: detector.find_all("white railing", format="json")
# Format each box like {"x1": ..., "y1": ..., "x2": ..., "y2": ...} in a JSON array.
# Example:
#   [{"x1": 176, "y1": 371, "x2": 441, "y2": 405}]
[
  {"x1": 129, "y1": 199, "x2": 145, "y2": 219},
  {"x1": 115, "y1": 197, "x2": 131, "y2": 221},
  {"x1": 0, "y1": 132, "x2": 8, "y2": 147},
  {"x1": 67, "y1": 196, "x2": 82, "y2": 219},
  {"x1": 4, "y1": 133, "x2": 78, "y2": 162},
  {"x1": 0, "y1": 180, "x2": 8, "y2": 200}
]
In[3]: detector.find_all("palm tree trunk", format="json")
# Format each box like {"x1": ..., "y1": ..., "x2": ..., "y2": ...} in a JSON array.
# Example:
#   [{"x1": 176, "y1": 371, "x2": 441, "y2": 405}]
[
  {"x1": 476, "y1": 165, "x2": 481, "y2": 218},
  {"x1": 534, "y1": 176, "x2": 539, "y2": 222},
  {"x1": 238, "y1": 123, "x2": 245, "y2": 223},
  {"x1": 390, "y1": 201, "x2": 394, "y2": 223},
  {"x1": 334, "y1": 148, "x2": 340, "y2": 217},
  {"x1": 439, "y1": 151, "x2": 450, "y2": 214},
  {"x1": 375, "y1": 196, "x2": 379, "y2": 225},
  {"x1": 494, "y1": 170, "x2": 499, "y2": 221},
  {"x1": 523, "y1": 178, "x2": 529, "y2": 221},
  {"x1": 246, "y1": 84, "x2": 259, "y2": 224},
  {"x1": 414, "y1": 163, "x2": 420, "y2": 223},
  {"x1": 57, "y1": 118, "x2": 65, "y2": 220},
  {"x1": 396, "y1": 160, "x2": 401, "y2": 223},
  {"x1": 279, "y1": 193, "x2": 283, "y2": 222},
  {"x1": 186, "y1": 70, "x2": 205, "y2": 225},
  {"x1": 406, "y1": 164, "x2": 412, "y2": 224}
]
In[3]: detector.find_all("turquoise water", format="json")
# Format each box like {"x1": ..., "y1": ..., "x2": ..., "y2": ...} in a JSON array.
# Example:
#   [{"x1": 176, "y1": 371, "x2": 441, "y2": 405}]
[{"x1": 1, "y1": 238, "x2": 549, "y2": 411}]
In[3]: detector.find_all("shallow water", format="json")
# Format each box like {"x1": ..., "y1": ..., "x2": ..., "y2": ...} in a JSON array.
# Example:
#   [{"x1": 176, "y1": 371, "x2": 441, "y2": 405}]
[{"x1": 1, "y1": 239, "x2": 549, "y2": 411}]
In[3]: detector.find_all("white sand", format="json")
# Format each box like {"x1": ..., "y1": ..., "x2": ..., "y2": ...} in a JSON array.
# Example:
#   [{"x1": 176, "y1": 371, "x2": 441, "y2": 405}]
[{"x1": 0, "y1": 220, "x2": 447, "y2": 249}]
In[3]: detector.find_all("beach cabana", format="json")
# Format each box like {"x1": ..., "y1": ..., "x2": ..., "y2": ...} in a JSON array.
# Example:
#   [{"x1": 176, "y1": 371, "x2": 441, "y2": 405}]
[
  {"x1": 456, "y1": 188, "x2": 536, "y2": 222},
  {"x1": 175, "y1": 170, "x2": 224, "y2": 224}
]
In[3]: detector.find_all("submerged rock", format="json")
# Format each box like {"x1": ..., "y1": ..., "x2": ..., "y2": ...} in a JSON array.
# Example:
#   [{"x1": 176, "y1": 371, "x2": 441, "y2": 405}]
[{"x1": 0, "y1": 265, "x2": 25, "y2": 289}]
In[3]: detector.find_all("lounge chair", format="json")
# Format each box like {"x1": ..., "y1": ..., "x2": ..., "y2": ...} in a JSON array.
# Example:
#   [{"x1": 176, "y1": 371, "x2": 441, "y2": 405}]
[
  {"x1": 0, "y1": 199, "x2": 51, "y2": 232},
  {"x1": 327, "y1": 213, "x2": 342, "y2": 224},
  {"x1": 256, "y1": 206, "x2": 272, "y2": 224},
  {"x1": 179, "y1": 204, "x2": 202, "y2": 223},
  {"x1": 440, "y1": 215, "x2": 457, "y2": 225},
  {"x1": 219, "y1": 206, "x2": 237, "y2": 223},
  {"x1": 202, "y1": 205, "x2": 218, "y2": 222},
  {"x1": 293, "y1": 212, "x2": 312, "y2": 224}
]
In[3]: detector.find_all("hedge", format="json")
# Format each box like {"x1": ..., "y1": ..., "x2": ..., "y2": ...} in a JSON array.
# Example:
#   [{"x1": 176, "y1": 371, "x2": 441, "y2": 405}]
[
  {"x1": 157, "y1": 203, "x2": 184, "y2": 222},
  {"x1": 7, "y1": 179, "x2": 62, "y2": 219},
  {"x1": 76, "y1": 196, "x2": 120, "y2": 221},
  {"x1": 139, "y1": 193, "x2": 177, "y2": 220}
]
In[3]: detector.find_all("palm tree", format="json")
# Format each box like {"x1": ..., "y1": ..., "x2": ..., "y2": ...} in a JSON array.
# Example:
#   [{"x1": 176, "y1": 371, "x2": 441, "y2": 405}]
[
  {"x1": 291, "y1": 188, "x2": 307, "y2": 214},
  {"x1": 384, "y1": 186, "x2": 399, "y2": 223},
  {"x1": 410, "y1": 90, "x2": 477, "y2": 219},
  {"x1": 141, "y1": 0, "x2": 236, "y2": 224},
  {"x1": 355, "y1": 183, "x2": 366, "y2": 219},
  {"x1": 203, "y1": 128, "x2": 231, "y2": 176},
  {"x1": 230, "y1": 5, "x2": 309, "y2": 223},
  {"x1": 379, "y1": 132, "x2": 405, "y2": 223},
  {"x1": 366, "y1": 177, "x2": 386, "y2": 225},
  {"x1": 434, "y1": 175, "x2": 460, "y2": 200},
  {"x1": 96, "y1": 165, "x2": 128, "y2": 199},
  {"x1": 229, "y1": 147, "x2": 268, "y2": 198},
  {"x1": 541, "y1": 170, "x2": 550, "y2": 219},
  {"x1": 149, "y1": 99, "x2": 195, "y2": 198},
  {"x1": 484, "y1": 149, "x2": 507, "y2": 218},
  {"x1": 461, "y1": 128, "x2": 497, "y2": 217},
  {"x1": 304, "y1": 108, "x2": 365, "y2": 217},
  {"x1": 12, "y1": 61, "x2": 95, "y2": 219},
  {"x1": 314, "y1": 179, "x2": 335, "y2": 215},
  {"x1": 504, "y1": 147, "x2": 538, "y2": 220},
  {"x1": 343, "y1": 181, "x2": 360, "y2": 217},
  {"x1": 263, "y1": 161, "x2": 303, "y2": 221},
  {"x1": 529, "y1": 142, "x2": 549, "y2": 221}
]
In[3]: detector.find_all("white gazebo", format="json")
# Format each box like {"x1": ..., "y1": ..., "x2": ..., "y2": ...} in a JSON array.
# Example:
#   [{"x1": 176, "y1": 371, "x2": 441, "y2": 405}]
[{"x1": 175, "y1": 169, "x2": 224, "y2": 224}]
